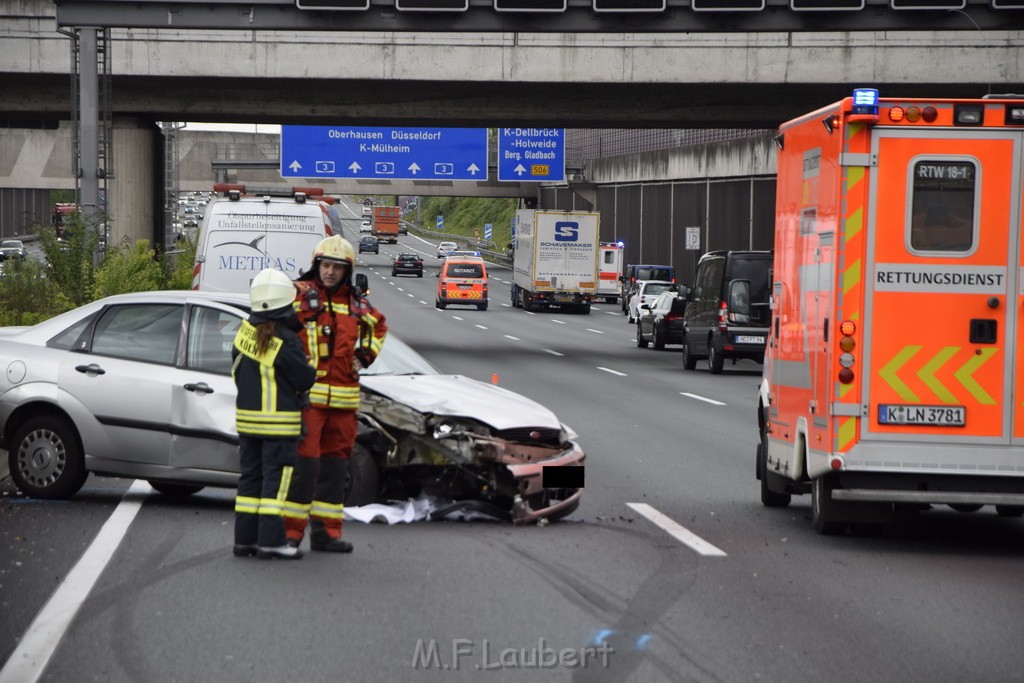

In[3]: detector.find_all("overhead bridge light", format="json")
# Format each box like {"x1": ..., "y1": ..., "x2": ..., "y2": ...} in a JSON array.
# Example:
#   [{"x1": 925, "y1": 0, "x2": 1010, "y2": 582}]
[
  {"x1": 494, "y1": 0, "x2": 567, "y2": 11},
  {"x1": 593, "y1": 0, "x2": 666, "y2": 11},
  {"x1": 691, "y1": 0, "x2": 765, "y2": 10},
  {"x1": 295, "y1": 0, "x2": 370, "y2": 9}
]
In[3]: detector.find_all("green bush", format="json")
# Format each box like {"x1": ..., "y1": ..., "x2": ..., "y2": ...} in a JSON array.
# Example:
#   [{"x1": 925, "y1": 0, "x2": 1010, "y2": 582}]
[
  {"x1": 93, "y1": 239, "x2": 166, "y2": 298},
  {"x1": 0, "y1": 258, "x2": 74, "y2": 326}
]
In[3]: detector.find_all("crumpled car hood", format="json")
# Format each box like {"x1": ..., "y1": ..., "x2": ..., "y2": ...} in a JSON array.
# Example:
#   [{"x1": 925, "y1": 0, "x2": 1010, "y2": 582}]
[{"x1": 360, "y1": 374, "x2": 562, "y2": 431}]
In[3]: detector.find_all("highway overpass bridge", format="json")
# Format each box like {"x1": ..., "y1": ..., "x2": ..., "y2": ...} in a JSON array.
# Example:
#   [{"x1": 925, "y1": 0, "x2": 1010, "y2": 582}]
[{"x1": 2, "y1": 0, "x2": 1023, "y2": 274}]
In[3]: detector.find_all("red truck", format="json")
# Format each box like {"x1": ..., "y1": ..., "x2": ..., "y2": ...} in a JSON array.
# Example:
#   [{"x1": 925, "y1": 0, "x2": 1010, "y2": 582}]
[{"x1": 372, "y1": 206, "x2": 400, "y2": 244}]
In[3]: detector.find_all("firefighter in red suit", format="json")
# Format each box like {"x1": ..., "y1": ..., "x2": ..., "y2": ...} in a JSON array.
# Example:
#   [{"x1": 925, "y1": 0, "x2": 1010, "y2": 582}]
[{"x1": 283, "y1": 235, "x2": 387, "y2": 553}]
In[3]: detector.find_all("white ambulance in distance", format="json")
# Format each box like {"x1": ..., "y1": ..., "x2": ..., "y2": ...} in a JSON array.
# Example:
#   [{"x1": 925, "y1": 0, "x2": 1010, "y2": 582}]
[{"x1": 192, "y1": 184, "x2": 334, "y2": 293}]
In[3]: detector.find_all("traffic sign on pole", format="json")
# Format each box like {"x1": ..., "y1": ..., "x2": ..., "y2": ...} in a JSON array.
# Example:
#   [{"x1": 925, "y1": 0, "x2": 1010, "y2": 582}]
[
  {"x1": 497, "y1": 128, "x2": 565, "y2": 182},
  {"x1": 437, "y1": 215, "x2": 444, "y2": 232},
  {"x1": 484, "y1": 223, "x2": 493, "y2": 240},
  {"x1": 281, "y1": 126, "x2": 488, "y2": 181}
]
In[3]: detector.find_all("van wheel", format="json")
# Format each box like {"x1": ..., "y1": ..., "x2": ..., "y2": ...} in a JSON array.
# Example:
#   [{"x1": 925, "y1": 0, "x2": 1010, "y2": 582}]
[
  {"x1": 477, "y1": 302, "x2": 488, "y2": 311},
  {"x1": 681, "y1": 338, "x2": 697, "y2": 370},
  {"x1": 812, "y1": 475, "x2": 844, "y2": 535},
  {"x1": 636, "y1": 324, "x2": 648, "y2": 348},
  {"x1": 709, "y1": 340, "x2": 725, "y2": 374},
  {"x1": 10, "y1": 416, "x2": 87, "y2": 499},
  {"x1": 435, "y1": 300, "x2": 446, "y2": 310},
  {"x1": 759, "y1": 432, "x2": 791, "y2": 508}
]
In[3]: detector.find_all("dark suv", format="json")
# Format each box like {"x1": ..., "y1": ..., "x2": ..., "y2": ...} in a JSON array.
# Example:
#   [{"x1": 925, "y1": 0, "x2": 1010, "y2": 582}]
[{"x1": 681, "y1": 250, "x2": 772, "y2": 374}]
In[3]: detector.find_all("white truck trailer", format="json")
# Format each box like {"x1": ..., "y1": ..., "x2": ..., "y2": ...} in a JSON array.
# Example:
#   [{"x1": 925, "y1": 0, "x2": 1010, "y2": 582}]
[{"x1": 510, "y1": 210, "x2": 599, "y2": 314}]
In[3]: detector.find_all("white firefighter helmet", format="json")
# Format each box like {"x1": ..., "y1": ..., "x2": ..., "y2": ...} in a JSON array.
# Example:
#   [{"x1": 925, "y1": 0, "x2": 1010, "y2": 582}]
[{"x1": 249, "y1": 268, "x2": 295, "y2": 312}]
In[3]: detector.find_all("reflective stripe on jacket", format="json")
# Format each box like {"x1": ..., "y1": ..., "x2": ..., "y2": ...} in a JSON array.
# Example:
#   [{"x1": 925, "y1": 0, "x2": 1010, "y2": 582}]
[
  {"x1": 232, "y1": 320, "x2": 317, "y2": 437},
  {"x1": 293, "y1": 281, "x2": 387, "y2": 410}
]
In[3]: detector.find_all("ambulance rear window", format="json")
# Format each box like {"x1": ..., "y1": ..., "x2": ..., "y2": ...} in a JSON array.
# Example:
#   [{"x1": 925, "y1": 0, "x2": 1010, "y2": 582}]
[
  {"x1": 909, "y1": 159, "x2": 976, "y2": 252},
  {"x1": 447, "y1": 263, "x2": 484, "y2": 278}
]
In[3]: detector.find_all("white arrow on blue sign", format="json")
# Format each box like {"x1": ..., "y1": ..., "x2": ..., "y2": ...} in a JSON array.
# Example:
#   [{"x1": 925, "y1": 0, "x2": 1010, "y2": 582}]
[
  {"x1": 497, "y1": 128, "x2": 565, "y2": 183},
  {"x1": 281, "y1": 126, "x2": 488, "y2": 181},
  {"x1": 484, "y1": 223, "x2": 493, "y2": 240},
  {"x1": 437, "y1": 215, "x2": 444, "y2": 232}
]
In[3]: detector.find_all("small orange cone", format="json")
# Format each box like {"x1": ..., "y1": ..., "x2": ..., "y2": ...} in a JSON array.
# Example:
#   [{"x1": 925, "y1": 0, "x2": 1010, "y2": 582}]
[{"x1": 491, "y1": 373, "x2": 499, "y2": 385}]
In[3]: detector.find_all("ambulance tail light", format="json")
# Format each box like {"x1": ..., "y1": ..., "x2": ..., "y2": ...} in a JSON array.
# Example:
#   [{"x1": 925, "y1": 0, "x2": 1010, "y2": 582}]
[
  {"x1": 718, "y1": 300, "x2": 728, "y2": 333},
  {"x1": 838, "y1": 319, "x2": 856, "y2": 384}
]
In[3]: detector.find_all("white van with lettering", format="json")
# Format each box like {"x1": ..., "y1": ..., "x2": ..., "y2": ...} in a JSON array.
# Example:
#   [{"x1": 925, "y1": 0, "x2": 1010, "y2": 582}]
[{"x1": 191, "y1": 184, "x2": 334, "y2": 293}]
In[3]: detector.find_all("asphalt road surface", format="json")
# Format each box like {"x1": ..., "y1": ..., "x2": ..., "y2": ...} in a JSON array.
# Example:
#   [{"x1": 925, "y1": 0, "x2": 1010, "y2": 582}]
[{"x1": 2, "y1": 214, "x2": 1024, "y2": 682}]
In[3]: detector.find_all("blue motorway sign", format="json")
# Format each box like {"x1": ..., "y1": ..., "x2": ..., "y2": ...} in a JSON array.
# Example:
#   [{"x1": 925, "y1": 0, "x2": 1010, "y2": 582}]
[
  {"x1": 281, "y1": 126, "x2": 488, "y2": 181},
  {"x1": 497, "y1": 128, "x2": 565, "y2": 182}
]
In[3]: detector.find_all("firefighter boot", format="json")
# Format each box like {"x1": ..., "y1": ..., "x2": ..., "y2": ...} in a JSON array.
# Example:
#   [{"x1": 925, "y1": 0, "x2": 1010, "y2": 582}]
[{"x1": 310, "y1": 521, "x2": 353, "y2": 553}]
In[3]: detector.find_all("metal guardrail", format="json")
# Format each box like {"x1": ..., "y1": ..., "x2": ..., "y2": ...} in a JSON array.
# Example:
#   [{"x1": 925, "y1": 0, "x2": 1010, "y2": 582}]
[{"x1": 403, "y1": 219, "x2": 513, "y2": 269}]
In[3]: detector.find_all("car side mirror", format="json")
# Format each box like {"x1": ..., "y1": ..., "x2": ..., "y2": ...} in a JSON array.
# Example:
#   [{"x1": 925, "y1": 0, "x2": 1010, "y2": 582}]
[{"x1": 355, "y1": 273, "x2": 369, "y2": 297}]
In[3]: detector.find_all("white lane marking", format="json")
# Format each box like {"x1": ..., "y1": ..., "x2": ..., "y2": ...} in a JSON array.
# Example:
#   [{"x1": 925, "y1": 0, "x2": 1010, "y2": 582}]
[
  {"x1": 543, "y1": 349, "x2": 564, "y2": 356},
  {"x1": 586, "y1": 329, "x2": 605, "y2": 334},
  {"x1": 419, "y1": 301, "x2": 428, "y2": 305},
  {"x1": 397, "y1": 287, "x2": 404, "y2": 292},
  {"x1": 475, "y1": 324, "x2": 488, "y2": 330},
  {"x1": 0, "y1": 480, "x2": 152, "y2": 683},
  {"x1": 452, "y1": 316, "x2": 464, "y2": 321},
  {"x1": 626, "y1": 503, "x2": 727, "y2": 557},
  {"x1": 504, "y1": 335, "x2": 521, "y2": 341},
  {"x1": 501, "y1": 303, "x2": 511, "y2": 308},
  {"x1": 681, "y1": 392, "x2": 726, "y2": 406},
  {"x1": 523, "y1": 310, "x2": 535, "y2": 316},
  {"x1": 605, "y1": 311, "x2": 619, "y2": 315},
  {"x1": 407, "y1": 293, "x2": 414, "y2": 298},
  {"x1": 551, "y1": 319, "x2": 566, "y2": 325},
  {"x1": 597, "y1": 367, "x2": 626, "y2": 376}
]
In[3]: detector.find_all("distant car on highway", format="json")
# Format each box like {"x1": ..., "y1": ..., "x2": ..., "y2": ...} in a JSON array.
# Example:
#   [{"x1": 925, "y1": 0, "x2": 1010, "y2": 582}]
[
  {"x1": 436, "y1": 241, "x2": 458, "y2": 258},
  {"x1": 360, "y1": 220, "x2": 373, "y2": 233},
  {"x1": 0, "y1": 240, "x2": 27, "y2": 260},
  {"x1": 626, "y1": 280, "x2": 676, "y2": 324},
  {"x1": 392, "y1": 252, "x2": 423, "y2": 277},
  {"x1": 636, "y1": 291, "x2": 687, "y2": 350},
  {"x1": 358, "y1": 235, "x2": 380, "y2": 254}
]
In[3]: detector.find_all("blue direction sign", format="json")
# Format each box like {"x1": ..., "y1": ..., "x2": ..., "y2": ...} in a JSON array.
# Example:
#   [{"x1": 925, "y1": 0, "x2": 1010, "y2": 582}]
[
  {"x1": 497, "y1": 128, "x2": 565, "y2": 182},
  {"x1": 281, "y1": 126, "x2": 488, "y2": 181}
]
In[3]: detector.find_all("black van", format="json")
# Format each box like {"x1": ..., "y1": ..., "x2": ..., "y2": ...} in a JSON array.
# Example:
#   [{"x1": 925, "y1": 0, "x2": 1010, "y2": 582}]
[{"x1": 681, "y1": 250, "x2": 772, "y2": 374}]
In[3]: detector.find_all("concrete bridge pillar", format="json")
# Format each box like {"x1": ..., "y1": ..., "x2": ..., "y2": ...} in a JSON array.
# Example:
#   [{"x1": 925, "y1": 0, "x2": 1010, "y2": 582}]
[{"x1": 109, "y1": 116, "x2": 160, "y2": 249}]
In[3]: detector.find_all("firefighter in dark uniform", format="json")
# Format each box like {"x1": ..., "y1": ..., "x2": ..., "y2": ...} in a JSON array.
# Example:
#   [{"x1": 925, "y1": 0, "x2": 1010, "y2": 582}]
[
  {"x1": 283, "y1": 235, "x2": 387, "y2": 553},
  {"x1": 232, "y1": 268, "x2": 317, "y2": 560}
]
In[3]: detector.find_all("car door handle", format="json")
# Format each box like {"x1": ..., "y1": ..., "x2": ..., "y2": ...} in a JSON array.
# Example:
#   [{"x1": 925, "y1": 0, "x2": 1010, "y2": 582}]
[
  {"x1": 184, "y1": 382, "x2": 215, "y2": 394},
  {"x1": 75, "y1": 364, "x2": 106, "y2": 375}
]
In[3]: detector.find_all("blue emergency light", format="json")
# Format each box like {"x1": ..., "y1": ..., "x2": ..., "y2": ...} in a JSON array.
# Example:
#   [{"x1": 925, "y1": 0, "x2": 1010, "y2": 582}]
[
  {"x1": 852, "y1": 88, "x2": 879, "y2": 116},
  {"x1": 616, "y1": 241, "x2": 625, "y2": 248}
]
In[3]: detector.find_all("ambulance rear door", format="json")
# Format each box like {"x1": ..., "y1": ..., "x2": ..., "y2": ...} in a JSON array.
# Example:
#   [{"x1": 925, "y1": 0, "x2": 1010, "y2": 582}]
[{"x1": 862, "y1": 128, "x2": 1022, "y2": 449}]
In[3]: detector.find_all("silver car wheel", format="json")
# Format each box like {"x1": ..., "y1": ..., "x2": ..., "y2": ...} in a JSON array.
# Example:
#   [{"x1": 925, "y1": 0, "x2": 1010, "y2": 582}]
[{"x1": 19, "y1": 426, "x2": 67, "y2": 488}]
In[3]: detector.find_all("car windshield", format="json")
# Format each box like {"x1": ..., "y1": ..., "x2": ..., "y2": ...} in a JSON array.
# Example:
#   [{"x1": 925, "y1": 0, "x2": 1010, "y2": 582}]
[
  {"x1": 397, "y1": 254, "x2": 418, "y2": 260},
  {"x1": 447, "y1": 263, "x2": 484, "y2": 278},
  {"x1": 1, "y1": 241, "x2": 22, "y2": 248},
  {"x1": 359, "y1": 336, "x2": 440, "y2": 376}
]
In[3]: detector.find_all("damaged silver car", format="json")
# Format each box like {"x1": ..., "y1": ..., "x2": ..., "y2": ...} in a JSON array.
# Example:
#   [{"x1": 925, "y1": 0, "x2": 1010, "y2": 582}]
[{"x1": 0, "y1": 290, "x2": 584, "y2": 523}]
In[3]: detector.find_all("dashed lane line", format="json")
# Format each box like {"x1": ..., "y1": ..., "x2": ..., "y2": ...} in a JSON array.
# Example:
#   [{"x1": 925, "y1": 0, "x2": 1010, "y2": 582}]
[
  {"x1": 504, "y1": 334, "x2": 521, "y2": 341},
  {"x1": 551, "y1": 319, "x2": 566, "y2": 325},
  {"x1": 627, "y1": 503, "x2": 727, "y2": 557},
  {"x1": 596, "y1": 367, "x2": 626, "y2": 376},
  {"x1": 475, "y1": 324, "x2": 488, "y2": 330},
  {"x1": 680, "y1": 392, "x2": 726, "y2": 406},
  {"x1": 586, "y1": 329, "x2": 605, "y2": 334},
  {"x1": 543, "y1": 349, "x2": 564, "y2": 356}
]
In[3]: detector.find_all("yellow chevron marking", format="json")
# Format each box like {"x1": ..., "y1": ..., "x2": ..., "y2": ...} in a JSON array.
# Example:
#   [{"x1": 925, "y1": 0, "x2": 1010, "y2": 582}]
[
  {"x1": 838, "y1": 417, "x2": 857, "y2": 451},
  {"x1": 843, "y1": 258, "x2": 861, "y2": 295},
  {"x1": 953, "y1": 348, "x2": 998, "y2": 405},
  {"x1": 879, "y1": 345, "x2": 921, "y2": 402},
  {"x1": 845, "y1": 206, "x2": 863, "y2": 242},
  {"x1": 917, "y1": 346, "x2": 960, "y2": 403},
  {"x1": 845, "y1": 166, "x2": 865, "y2": 193}
]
